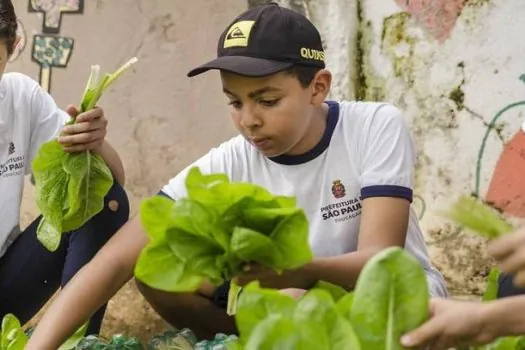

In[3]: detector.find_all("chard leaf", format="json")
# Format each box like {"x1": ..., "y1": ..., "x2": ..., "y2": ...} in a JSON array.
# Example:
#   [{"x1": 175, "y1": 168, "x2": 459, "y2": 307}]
[
  {"x1": 35, "y1": 217, "x2": 62, "y2": 251},
  {"x1": 234, "y1": 282, "x2": 296, "y2": 338},
  {"x1": 1, "y1": 315, "x2": 20, "y2": 349},
  {"x1": 483, "y1": 267, "x2": 500, "y2": 301},
  {"x1": 350, "y1": 247, "x2": 429, "y2": 350},
  {"x1": 31, "y1": 58, "x2": 137, "y2": 251},
  {"x1": 57, "y1": 322, "x2": 88, "y2": 350},
  {"x1": 139, "y1": 195, "x2": 178, "y2": 241},
  {"x1": 61, "y1": 150, "x2": 113, "y2": 231},
  {"x1": 230, "y1": 227, "x2": 280, "y2": 266},
  {"x1": 313, "y1": 280, "x2": 348, "y2": 303},
  {"x1": 234, "y1": 283, "x2": 360, "y2": 349},
  {"x1": 1, "y1": 314, "x2": 27, "y2": 350},
  {"x1": 336, "y1": 290, "x2": 355, "y2": 319},
  {"x1": 268, "y1": 209, "x2": 312, "y2": 269},
  {"x1": 134, "y1": 238, "x2": 205, "y2": 292},
  {"x1": 5, "y1": 329, "x2": 27, "y2": 350},
  {"x1": 293, "y1": 289, "x2": 361, "y2": 349},
  {"x1": 243, "y1": 315, "x2": 328, "y2": 350},
  {"x1": 474, "y1": 336, "x2": 525, "y2": 349},
  {"x1": 445, "y1": 196, "x2": 513, "y2": 239},
  {"x1": 31, "y1": 140, "x2": 113, "y2": 250}
]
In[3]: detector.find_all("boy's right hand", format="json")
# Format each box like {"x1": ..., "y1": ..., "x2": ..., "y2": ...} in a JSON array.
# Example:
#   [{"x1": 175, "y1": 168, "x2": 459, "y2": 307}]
[{"x1": 488, "y1": 227, "x2": 525, "y2": 287}]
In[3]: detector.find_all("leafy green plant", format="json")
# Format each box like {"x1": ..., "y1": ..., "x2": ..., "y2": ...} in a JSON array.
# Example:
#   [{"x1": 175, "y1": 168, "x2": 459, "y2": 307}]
[
  {"x1": 1, "y1": 314, "x2": 27, "y2": 350},
  {"x1": 134, "y1": 167, "x2": 313, "y2": 300},
  {"x1": 228, "y1": 282, "x2": 360, "y2": 350},
  {"x1": 445, "y1": 195, "x2": 513, "y2": 239},
  {"x1": 31, "y1": 57, "x2": 138, "y2": 251},
  {"x1": 349, "y1": 247, "x2": 429, "y2": 350},
  {"x1": 1, "y1": 314, "x2": 87, "y2": 350},
  {"x1": 228, "y1": 247, "x2": 430, "y2": 350}
]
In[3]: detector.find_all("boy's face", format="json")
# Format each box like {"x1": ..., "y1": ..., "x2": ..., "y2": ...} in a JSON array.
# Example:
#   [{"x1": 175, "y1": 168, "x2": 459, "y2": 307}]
[{"x1": 221, "y1": 69, "x2": 331, "y2": 157}]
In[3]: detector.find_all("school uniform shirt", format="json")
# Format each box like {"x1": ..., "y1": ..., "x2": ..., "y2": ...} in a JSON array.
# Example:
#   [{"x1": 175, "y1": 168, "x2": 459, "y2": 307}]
[
  {"x1": 161, "y1": 100, "x2": 448, "y2": 298},
  {"x1": 0, "y1": 72, "x2": 70, "y2": 258}
]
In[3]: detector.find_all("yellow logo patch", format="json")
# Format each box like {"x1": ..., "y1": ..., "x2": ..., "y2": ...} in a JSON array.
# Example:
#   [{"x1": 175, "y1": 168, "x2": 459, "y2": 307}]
[{"x1": 223, "y1": 21, "x2": 255, "y2": 48}]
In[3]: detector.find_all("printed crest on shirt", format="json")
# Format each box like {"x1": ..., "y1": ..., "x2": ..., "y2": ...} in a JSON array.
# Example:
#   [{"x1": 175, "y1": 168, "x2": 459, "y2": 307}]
[
  {"x1": 331, "y1": 179, "x2": 346, "y2": 198},
  {"x1": 320, "y1": 179, "x2": 362, "y2": 223}
]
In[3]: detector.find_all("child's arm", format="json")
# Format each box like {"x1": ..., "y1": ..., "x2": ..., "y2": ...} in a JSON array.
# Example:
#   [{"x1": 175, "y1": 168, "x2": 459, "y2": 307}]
[
  {"x1": 25, "y1": 215, "x2": 148, "y2": 349},
  {"x1": 304, "y1": 196, "x2": 409, "y2": 289}
]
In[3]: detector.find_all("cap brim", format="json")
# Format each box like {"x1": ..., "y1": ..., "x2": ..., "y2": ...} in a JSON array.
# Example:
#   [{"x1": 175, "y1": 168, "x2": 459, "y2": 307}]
[{"x1": 187, "y1": 56, "x2": 293, "y2": 77}]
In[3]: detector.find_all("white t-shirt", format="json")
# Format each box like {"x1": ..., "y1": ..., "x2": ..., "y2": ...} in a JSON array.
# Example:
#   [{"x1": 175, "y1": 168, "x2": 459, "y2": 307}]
[
  {"x1": 0, "y1": 72, "x2": 70, "y2": 257},
  {"x1": 161, "y1": 100, "x2": 448, "y2": 298}
]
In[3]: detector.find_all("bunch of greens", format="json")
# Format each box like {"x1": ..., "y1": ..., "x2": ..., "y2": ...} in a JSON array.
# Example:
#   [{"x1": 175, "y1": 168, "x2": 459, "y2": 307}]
[
  {"x1": 31, "y1": 57, "x2": 138, "y2": 251},
  {"x1": 227, "y1": 246, "x2": 525, "y2": 350},
  {"x1": 134, "y1": 167, "x2": 313, "y2": 302},
  {"x1": 228, "y1": 246, "x2": 429, "y2": 350},
  {"x1": 444, "y1": 195, "x2": 514, "y2": 300}
]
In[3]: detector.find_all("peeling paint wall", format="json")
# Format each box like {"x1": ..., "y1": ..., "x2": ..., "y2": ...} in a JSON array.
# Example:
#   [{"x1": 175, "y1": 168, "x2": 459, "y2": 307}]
[{"x1": 273, "y1": 0, "x2": 525, "y2": 296}]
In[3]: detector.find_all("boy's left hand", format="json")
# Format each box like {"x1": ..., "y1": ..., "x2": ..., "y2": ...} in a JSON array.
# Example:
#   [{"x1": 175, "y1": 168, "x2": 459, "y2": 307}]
[
  {"x1": 57, "y1": 105, "x2": 108, "y2": 153},
  {"x1": 233, "y1": 263, "x2": 313, "y2": 290}
]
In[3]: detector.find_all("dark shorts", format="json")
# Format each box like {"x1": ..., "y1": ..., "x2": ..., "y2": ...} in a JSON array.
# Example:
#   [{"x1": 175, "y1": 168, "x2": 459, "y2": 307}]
[
  {"x1": 0, "y1": 180, "x2": 129, "y2": 335},
  {"x1": 211, "y1": 281, "x2": 231, "y2": 309},
  {"x1": 498, "y1": 272, "x2": 525, "y2": 298}
]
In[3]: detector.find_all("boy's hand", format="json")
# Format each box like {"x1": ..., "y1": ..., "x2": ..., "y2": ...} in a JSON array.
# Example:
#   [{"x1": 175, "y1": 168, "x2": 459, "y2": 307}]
[
  {"x1": 57, "y1": 105, "x2": 108, "y2": 153},
  {"x1": 233, "y1": 263, "x2": 313, "y2": 290},
  {"x1": 488, "y1": 227, "x2": 525, "y2": 287},
  {"x1": 400, "y1": 298, "x2": 496, "y2": 350}
]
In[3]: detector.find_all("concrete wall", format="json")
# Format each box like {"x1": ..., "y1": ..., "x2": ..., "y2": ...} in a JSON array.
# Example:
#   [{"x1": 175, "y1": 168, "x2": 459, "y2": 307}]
[{"x1": 9, "y1": 0, "x2": 525, "y2": 339}]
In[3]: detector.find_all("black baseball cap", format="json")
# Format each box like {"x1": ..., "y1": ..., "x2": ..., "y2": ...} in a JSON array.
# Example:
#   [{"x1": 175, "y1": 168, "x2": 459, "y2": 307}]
[{"x1": 187, "y1": 3, "x2": 326, "y2": 78}]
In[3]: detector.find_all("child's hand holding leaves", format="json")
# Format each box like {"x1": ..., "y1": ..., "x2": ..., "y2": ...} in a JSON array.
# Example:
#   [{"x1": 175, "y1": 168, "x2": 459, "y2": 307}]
[
  {"x1": 488, "y1": 227, "x2": 525, "y2": 287},
  {"x1": 58, "y1": 105, "x2": 108, "y2": 153},
  {"x1": 233, "y1": 262, "x2": 314, "y2": 291}
]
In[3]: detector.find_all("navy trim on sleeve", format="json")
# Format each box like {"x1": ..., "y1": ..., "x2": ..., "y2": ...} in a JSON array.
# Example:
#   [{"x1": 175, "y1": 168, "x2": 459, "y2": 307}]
[
  {"x1": 269, "y1": 100, "x2": 339, "y2": 165},
  {"x1": 157, "y1": 190, "x2": 174, "y2": 199},
  {"x1": 360, "y1": 185, "x2": 413, "y2": 203}
]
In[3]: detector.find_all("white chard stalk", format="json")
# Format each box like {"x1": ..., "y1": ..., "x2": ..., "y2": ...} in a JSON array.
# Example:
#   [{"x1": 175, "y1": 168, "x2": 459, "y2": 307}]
[{"x1": 79, "y1": 57, "x2": 138, "y2": 113}]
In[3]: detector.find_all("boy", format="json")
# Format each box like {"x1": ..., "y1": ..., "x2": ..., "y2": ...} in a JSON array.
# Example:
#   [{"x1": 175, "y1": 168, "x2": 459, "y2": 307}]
[
  {"x1": 401, "y1": 227, "x2": 525, "y2": 350},
  {"x1": 27, "y1": 3, "x2": 447, "y2": 348},
  {"x1": 0, "y1": 0, "x2": 129, "y2": 336}
]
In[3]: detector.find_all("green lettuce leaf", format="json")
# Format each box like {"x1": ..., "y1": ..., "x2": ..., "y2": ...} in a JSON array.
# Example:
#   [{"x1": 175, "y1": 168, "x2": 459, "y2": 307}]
[
  {"x1": 134, "y1": 167, "x2": 313, "y2": 295},
  {"x1": 1, "y1": 314, "x2": 27, "y2": 350},
  {"x1": 31, "y1": 140, "x2": 113, "y2": 251},
  {"x1": 230, "y1": 282, "x2": 360, "y2": 350},
  {"x1": 1, "y1": 314, "x2": 88, "y2": 350},
  {"x1": 350, "y1": 247, "x2": 429, "y2": 350}
]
